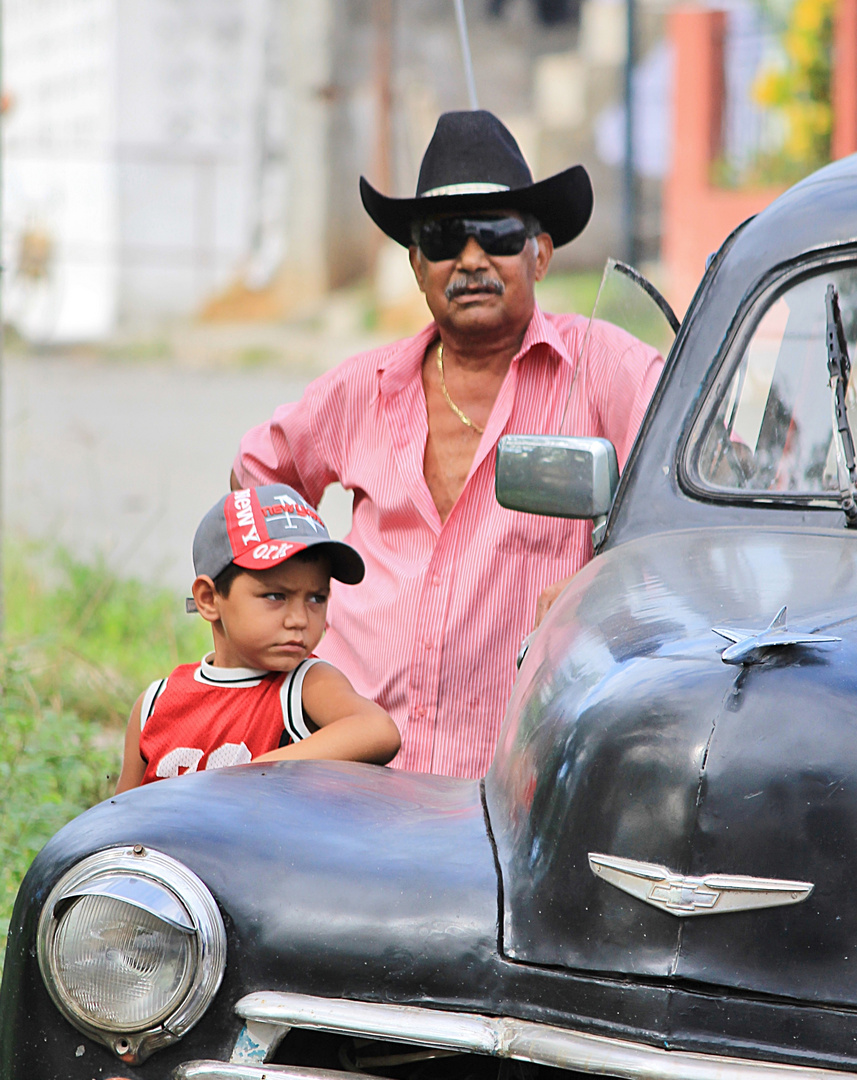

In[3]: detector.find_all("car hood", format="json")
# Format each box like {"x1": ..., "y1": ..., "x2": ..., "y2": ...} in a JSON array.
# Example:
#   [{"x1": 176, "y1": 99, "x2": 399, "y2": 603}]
[
  {"x1": 485, "y1": 525, "x2": 857, "y2": 1007},
  {"x1": 14, "y1": 762, "x2": 499, "y2": 1009}
]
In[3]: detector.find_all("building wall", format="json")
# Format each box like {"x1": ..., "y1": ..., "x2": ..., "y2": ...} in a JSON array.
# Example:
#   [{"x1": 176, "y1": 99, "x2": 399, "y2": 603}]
[
  {"x1": 3, "y1": 0, "x2": 118, "y2": 341},
  {"x1": 3, "y1": 0, "x2": 296, "y2": 340},
  {"x1": 113, "y1": 0, "x2": 279, "y2": 325}
]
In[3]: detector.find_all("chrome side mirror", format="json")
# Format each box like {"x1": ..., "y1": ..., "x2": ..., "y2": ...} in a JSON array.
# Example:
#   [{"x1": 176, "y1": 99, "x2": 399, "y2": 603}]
[{"x1": 495, "y1": 435, "x2": 619, "y2": 543}]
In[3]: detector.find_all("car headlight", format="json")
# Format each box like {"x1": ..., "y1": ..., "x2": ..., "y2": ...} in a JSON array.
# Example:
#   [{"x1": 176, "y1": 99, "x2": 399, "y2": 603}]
[{"x1": 37, "y1": 845, "x2": 226, "y2": 1064}]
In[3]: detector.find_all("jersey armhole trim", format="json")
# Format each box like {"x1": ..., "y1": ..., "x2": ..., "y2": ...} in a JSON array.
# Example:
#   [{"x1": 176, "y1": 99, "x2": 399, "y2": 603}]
[
  {"x1": 281, "y1": 658, "x2": 324, "y2": 742},
  {"x1": 140, "y1": 677, "x2": 168, "y2": 732}
]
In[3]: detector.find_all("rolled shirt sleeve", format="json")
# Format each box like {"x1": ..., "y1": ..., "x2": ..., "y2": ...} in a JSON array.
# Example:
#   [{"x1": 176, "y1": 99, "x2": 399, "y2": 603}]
[{"x1": 233, "y1": 376, "x2": 341, "y2": 507}]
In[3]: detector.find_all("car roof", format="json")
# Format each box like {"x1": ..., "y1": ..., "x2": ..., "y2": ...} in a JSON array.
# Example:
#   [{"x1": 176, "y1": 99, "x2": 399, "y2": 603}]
[
  {"x1": 725, "y1": 152, "x2": 857, "y2": 280},
  {"x1": 608, "y1": 152, "x2": 857, "y2": 547}
]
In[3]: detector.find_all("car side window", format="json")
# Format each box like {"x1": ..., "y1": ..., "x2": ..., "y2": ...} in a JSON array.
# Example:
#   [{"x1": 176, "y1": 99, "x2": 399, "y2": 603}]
[{"x1": 694, "y1": 265, "x2": 857, "y2": 497}]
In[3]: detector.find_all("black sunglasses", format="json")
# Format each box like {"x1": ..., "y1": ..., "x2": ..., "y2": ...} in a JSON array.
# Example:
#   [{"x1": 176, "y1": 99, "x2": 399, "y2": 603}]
[{"x1": 417, "y1": 216, "x2": 532, "y2": 261}]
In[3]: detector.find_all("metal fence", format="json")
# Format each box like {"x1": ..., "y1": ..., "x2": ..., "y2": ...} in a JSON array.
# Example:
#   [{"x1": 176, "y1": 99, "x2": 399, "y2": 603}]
[{"x1": 719, "y1": 5, "x2": 785, "y2": 184}]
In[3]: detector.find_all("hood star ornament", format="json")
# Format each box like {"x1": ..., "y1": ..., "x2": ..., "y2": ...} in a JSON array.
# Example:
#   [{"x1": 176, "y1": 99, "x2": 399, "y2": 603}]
[{"x1": 711, "y1": 605, "x2": 840, "y2": 666}]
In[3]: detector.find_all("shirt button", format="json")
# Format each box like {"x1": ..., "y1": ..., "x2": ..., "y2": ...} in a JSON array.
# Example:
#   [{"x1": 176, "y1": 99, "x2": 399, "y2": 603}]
[
  {"x1": 425, "y1": 640, "x2": 433, "y2": 650},
  {"x1": 431, "y1": 575, "x2": 441, "y2": 586}
]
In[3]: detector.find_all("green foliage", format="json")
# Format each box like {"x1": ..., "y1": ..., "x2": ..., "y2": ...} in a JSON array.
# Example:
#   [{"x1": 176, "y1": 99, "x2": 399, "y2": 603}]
[
  {"x1": 535, "y1": 270, "x2": 603, "y2": 318},
  {"x1": 749, "y1": 0, "x2": 834, "y2": 184},
  {"x1": 0, "y1": 650, "x2": 115, "y2": 950},
  {"x1": 1, "y1": 540, "x2": 210, "y2": 967},
  {"x1": 537, "y1": 267, "x2": 676, "y2": 357},
  {"x1": 6, "y1": 538, "x2": 210, "y2": 727},
  {"x1": 236, "y1": 344, "x2": 282, "y2": 368}
]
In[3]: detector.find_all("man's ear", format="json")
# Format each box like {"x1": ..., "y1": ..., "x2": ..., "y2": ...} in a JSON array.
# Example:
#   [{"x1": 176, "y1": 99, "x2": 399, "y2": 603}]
[
  {"x1": 534, "y1": 232, "x2": 554, "y2": 282},
  {"x1": 409, "y1": 245, "x2": 427, "y2": 293},
  {"x1": 192, "y1": 575, "x2": 221, "y2": 624}
]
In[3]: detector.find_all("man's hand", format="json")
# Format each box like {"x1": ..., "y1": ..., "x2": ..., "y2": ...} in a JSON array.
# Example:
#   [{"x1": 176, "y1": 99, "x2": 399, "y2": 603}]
[{"x1": 535, "y1": 573, "x2": 575, "y2": 628}]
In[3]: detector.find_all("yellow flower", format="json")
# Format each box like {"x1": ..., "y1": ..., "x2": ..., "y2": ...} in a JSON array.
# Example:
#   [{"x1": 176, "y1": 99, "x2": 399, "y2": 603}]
[
  {"x1": 752, "y1": 70, "x2": 788, "y2": 107},
  {"x1": 793, "y1": 0, "x2": 833, "y2": 35},
  {"x1": 785, "y1": 28, "x2": 816, "y2": 68},
  {"x1": 739, "y1": 0, "x2": 832, "y2": 179}
]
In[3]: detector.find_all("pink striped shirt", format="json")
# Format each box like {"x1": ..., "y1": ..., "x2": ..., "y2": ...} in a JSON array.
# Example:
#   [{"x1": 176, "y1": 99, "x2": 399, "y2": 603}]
[{"x1": 234, "y1": 305, "x2": 662, "y2": 778}]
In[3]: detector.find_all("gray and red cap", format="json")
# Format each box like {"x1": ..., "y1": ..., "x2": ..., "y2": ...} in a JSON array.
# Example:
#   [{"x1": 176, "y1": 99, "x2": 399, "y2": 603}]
[{"x1": 193, "y1": 484, "x2": 364, "y2": 585}]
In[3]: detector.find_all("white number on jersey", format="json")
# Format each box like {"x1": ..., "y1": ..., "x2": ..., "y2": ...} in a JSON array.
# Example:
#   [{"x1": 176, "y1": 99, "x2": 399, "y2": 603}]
[{"x1": 155, "y1": 742, "x2": 251, "y2": 778}]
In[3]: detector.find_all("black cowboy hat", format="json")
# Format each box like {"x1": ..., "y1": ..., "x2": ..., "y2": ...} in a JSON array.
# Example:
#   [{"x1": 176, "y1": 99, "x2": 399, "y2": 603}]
[{"x1": 360, "y1": 110, "x2": 593, "y2": 249}]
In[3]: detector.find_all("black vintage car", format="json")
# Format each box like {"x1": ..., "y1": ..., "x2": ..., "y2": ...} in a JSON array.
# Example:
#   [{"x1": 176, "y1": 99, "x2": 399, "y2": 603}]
[{"x1": 5, "y1": 154, "x2": 857, "y2": 1080}]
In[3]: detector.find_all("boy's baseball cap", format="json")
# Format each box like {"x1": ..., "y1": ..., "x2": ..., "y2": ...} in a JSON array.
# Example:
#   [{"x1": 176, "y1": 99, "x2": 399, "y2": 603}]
[{"x1": 193, "y1": 484, "x2": 365, "y2": 585}]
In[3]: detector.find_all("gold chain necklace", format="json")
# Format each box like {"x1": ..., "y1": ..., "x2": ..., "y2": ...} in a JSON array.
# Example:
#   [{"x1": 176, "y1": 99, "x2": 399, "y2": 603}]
[{"x1": 436, "y1": 343, "x2": 485, "y2": 435}]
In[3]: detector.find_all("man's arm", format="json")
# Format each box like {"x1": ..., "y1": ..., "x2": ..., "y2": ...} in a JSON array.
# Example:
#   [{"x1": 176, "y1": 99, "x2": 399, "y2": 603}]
[
  {"x1": 534, "y1": 331, "x2": 664, "y2": 626},
  {"x1": 534, "y1": 577, "x2": 574, "y2": 628},
  {"x1": 252, "y1": 662, "x2": 401, "y2": 766},
  {"x1": 592, "y1": 331, "x2": 664, "y2": 470},
  {"x1": 232, "y1": 374, "x2": 343, "y2": 501}
]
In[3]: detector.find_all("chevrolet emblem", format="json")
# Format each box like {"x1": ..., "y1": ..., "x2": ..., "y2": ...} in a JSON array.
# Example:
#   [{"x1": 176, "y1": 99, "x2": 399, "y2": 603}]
[{"x1": 588, "y1": 853, "x2": 813, "y2": 916}]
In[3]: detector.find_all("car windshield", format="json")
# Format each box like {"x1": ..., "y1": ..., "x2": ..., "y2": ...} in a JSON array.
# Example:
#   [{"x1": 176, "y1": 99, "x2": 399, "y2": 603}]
[{"x1": 693, "y1": 263, "x2": 857, "y2": 499}]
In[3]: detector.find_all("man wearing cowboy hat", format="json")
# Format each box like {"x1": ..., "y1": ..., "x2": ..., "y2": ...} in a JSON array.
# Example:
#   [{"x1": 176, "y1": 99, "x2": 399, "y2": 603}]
[{"x1": 232, "y1": 110, "x2": 663, "y2": 779}]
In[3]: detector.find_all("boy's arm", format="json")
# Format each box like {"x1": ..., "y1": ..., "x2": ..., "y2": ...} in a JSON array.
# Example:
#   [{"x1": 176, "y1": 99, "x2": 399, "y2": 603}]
[
  {"x1": 253, "y1": 663, "x2": 400, "y2": 766},
  {"x1": 115, "y1": 694, "x2": 148, "y2": 793}
]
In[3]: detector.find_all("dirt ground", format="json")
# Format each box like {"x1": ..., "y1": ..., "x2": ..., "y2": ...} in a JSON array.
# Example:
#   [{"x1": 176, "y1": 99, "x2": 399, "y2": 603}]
[{"x1": 1, "y1": 314, "x2": 394, "y2": 592}]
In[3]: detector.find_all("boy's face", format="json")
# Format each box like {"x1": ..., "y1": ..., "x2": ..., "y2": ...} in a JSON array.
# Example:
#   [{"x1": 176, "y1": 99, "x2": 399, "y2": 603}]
[{"x1": 209, "y1": 558, "x2": 330, "y2": 671}]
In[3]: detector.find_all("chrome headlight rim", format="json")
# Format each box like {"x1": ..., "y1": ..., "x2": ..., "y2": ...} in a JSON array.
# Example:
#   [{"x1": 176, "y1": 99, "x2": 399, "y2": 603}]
[{"x1": 37, "y1": 845, "x2": 226, "y2": 1063}]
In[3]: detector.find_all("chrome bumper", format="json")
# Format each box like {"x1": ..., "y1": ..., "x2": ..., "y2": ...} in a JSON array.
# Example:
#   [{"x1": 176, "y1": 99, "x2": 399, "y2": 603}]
[
  {"x1": 172, "y1": 990, "x2": 856, "y2": 1080},
  {"x1": 175, "y1": 1067, "x2": 365, "y2": 1080}
]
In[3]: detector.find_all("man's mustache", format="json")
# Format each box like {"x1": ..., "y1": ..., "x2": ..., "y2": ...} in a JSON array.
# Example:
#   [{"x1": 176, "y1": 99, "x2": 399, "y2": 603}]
[{"x1": 445, "y1": 273, "x2": 505, "y2": 301}]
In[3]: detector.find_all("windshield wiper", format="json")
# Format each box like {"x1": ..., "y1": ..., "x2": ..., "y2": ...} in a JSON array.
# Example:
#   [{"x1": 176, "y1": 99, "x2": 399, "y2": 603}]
[{"x1": 825, "y1": 283, "x2": 857, "y2": 526}]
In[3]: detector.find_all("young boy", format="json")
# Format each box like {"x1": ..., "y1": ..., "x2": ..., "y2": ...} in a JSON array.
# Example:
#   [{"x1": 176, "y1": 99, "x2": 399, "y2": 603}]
[{"x1": 115, "y1": 484, "x2": 400, "y2": 791}]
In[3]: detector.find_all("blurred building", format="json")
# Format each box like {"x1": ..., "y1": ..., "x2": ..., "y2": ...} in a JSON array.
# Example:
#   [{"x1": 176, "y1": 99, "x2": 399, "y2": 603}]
[
  {"x1": 3, "y1": 0, "x2": 673, "y2": 341},
  {"x1": 3, "y1": 0, "x2": 309, "y2": 340}
]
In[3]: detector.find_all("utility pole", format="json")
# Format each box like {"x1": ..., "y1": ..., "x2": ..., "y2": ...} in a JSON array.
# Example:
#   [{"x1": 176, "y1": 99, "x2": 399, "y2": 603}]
[
  {"x1": 455, "y1": 0, "x2": 479, "y2": 110},
  {"x1": 372, "y1": 0, "x2": 394, "y2": 267},
  {"x1": 0, "y1": 4, "x2": 5, "y2": 640},
  {"x1": 623, "y1": 0, "x2": 638, "y2": 266}
]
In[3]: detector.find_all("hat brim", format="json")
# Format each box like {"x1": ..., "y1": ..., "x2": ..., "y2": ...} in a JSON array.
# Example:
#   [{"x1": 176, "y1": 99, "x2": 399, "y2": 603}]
[
  {"x1": 231, "y1": 537, "x2": 365, "y2": 585},
  {"x1": 360, "y1": 165, "x2": 593, "y2": 249},
  {"x1": 311, "y1": 539, "x2": 365, "y2": 585}
]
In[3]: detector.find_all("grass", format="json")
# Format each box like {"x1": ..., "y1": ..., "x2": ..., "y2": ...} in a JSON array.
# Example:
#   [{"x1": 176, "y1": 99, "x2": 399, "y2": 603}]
[
  {"x1": 5, "y1": 539, "x2": 209, "y2": 728},
  {"x1": 535, "y1": 268, "x2": 603, "y2": 317},
  {"x1": 1, "y1": 539, "x2": 210, "y2": 965},
  {"x1": 0, "y1": 652, "x2": 116, "y2": 949},
  {"x1": 537, "y1": 266, "x2": 678, "y2": 359}
]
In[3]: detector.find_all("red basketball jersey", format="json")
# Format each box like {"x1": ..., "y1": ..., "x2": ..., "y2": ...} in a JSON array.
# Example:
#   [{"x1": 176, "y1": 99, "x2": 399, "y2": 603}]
[{"x1": 139, "y1": 655, "x2": 319, "y2": 784}]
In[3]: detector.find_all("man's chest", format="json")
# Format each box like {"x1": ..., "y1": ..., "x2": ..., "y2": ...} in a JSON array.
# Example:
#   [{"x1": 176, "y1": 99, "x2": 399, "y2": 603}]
[
  {"x1": 422, "y1": 412, "x2": 484, "y2": 524},
  {"x1": 338, "y1": 353, "x2": 597, "y2": 522}
]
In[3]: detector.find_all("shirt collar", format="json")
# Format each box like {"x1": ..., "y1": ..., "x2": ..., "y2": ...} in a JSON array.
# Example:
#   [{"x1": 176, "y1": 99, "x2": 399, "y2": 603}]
[
  {"x1": 514, "y1": 303, "x2": 577, "y2": 368},
  {"x1": 198, "y1": 652, "x2": 269, "y2": 684},
  {"x1": 377, "y1": 322, "x2": 438, "y2": 397},
  {"x1": 377, "y1": 303, "x2": 573, "y2": 399}
]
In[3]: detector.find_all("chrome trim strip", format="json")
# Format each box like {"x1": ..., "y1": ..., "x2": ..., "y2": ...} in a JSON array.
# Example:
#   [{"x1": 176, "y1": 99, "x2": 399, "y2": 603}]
[
  {"x1": 237, "y1": 992, "x2": 496, "y2": 1053},
  {"x1": 56, "y1": 873, "x2": 195, "y2": 931},
  {"x1": 228, "y1": 992, "x2": 855, "y2": 1079},
  {"x1": 175, "y1": 1066, "x2": 367, "y2": 1080}
]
